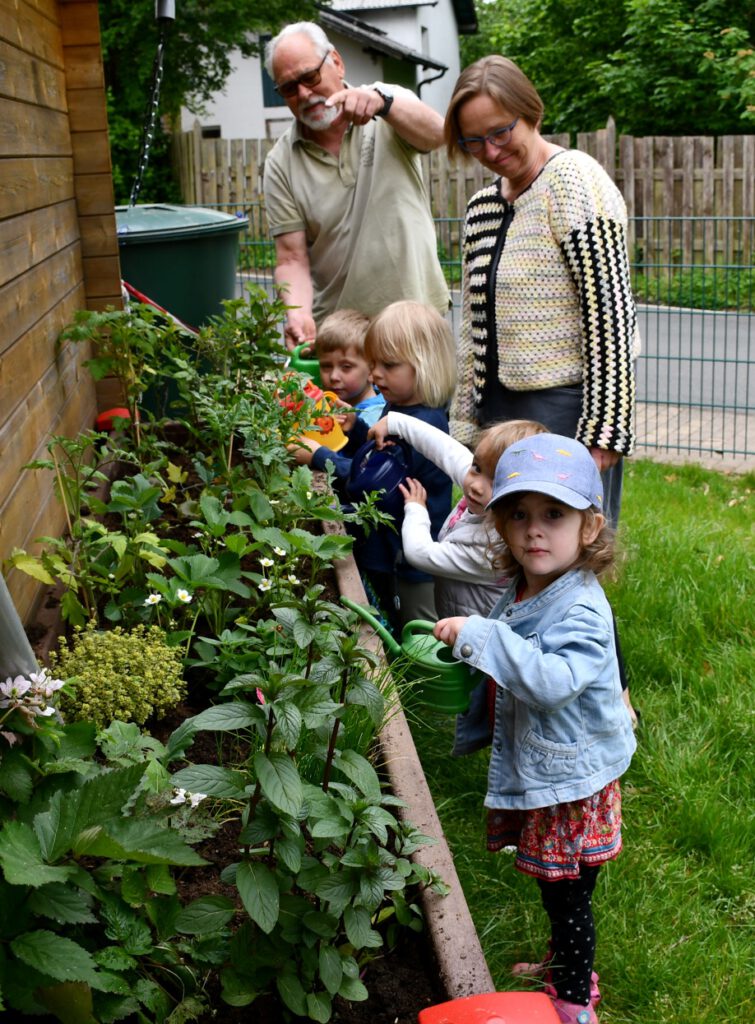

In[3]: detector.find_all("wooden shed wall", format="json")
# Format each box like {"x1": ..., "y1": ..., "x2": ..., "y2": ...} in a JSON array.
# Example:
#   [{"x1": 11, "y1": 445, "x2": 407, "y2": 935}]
[{"x1": 0, "y1": 0, "x2": 122, "y2": 622}]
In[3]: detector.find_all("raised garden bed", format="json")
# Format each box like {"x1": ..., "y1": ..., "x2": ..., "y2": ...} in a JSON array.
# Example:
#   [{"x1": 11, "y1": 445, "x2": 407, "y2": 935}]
[{"x1": 2, "y1": 291, "x2": 491, "y2": 1023}]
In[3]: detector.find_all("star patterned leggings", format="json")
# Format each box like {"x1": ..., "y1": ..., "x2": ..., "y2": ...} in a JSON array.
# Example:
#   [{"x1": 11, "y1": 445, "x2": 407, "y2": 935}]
[{"x1": 536, "y1": 864, "x2": 600, "y2": 1006}]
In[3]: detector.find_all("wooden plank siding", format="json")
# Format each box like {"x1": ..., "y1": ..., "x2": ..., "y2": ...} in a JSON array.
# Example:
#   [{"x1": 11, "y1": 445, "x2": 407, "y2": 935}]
[{"x1": 0, "y1": 0, "x2": 121, "y2": 622}]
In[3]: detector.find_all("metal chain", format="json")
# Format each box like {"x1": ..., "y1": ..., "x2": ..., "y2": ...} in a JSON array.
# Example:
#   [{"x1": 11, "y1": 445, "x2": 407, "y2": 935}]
[{"x1": 128, "y1": 20, "x2": 169, "y2": 207}]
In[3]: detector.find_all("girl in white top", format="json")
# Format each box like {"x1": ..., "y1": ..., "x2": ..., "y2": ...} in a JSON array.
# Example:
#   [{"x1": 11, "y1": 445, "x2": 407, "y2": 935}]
[{"x1": 369, "y1": 415, "x2": 547, "y2": 617}]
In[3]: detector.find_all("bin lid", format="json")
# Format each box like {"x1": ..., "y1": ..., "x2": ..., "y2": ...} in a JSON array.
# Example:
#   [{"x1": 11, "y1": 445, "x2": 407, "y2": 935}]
[{"x1": 115, "y1": 204, "x2": 245, "y2": 243}]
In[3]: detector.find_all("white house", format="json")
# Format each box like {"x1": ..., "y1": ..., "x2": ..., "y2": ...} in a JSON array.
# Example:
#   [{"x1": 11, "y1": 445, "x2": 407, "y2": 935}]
[{"x1": 179, "y1": 0, "x2": 477, "y2": 140}]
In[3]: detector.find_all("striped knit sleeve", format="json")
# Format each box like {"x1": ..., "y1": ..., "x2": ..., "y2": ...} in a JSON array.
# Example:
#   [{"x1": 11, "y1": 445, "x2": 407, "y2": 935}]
[
  {"x1": 450, "y1": 206, "x2": 484, "y2": 449},
  {"x1": 560, "y1": 214, "x2": 637, "y2": 456}
]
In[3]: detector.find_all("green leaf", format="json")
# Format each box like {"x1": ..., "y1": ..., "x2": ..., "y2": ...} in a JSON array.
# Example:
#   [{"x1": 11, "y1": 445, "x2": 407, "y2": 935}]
[
  {"x1": 315, "y1": 872, "x2": 358, "y2": 909},
  {"x1": 171, "y1": 764, "x2": 247, "y2": 798},
  {"x1": 344, "y1": 906, "x2": 383, "y2": 950},
  {"x1": 190, "y1": 702, "x2": 263, "y2": 731},
  {"x1": 11, "y1": 930, "x2": 100, "y2": 985},
  {"x1": 76, "y1": 819, "x2": 208, "y2": 866},
  {"x1": 338, "y1": 974, "x2": 369, "y2": 1002},
  {"x1": 292, "y1": 618, "x2": 318, "y2": 648},
  {"x1": 28, "y1": 884, "x2": 97, "y2": 925},
  {"x1": 306, "y1": 990, "x2": 333, "y2": 1022},
  {"x1": 220, "y1": 967, "x2": 258, "y2": 1008},
  {"x1": 175, "y1": 896, "x2": 236, "y2": 935},
  {"x1": 334, "y1": 750, "x2": 382, "y2": 801},
  {"x1": 276, "y1": 835, "x2": 303, "y2": 874},
  {"x1": 276, "y1": 971, "x2": 307, "y2": 1017},
  {"x1": 318, "y1": 945, "x2": 343, "y2": 995},
  {"x1": 0, "y1": 749, "x2": 34, "y2": 803},
  {"x1": 6, "y1": 551, "x2": 56, "y2": 584},
  {"x1": 93, "y1": 947, "x2": 137, "y2": 971},
  {"x1": 33, "y1": 763, "x2": 146, "y2": 862},
  {"x1": 0, "y1": 821, "x2": 76, "y2": 887},
  {"x1": 236, "y1": 860, "x2": 279, "y2": 934},
  {"x1": 271, "y1": 699, "x2": 302, "y2": 748},
  {"x1": 254, "y1": 752, "x2": 303, "y2": 816},
  {"x1": 310, "y1": 817, "x2": 351, "y2": 840}
]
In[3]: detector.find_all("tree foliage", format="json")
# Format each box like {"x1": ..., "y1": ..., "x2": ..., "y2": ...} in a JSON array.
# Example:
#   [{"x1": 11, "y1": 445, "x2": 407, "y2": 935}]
[
  {"x1": 461, "y1": 0, "x2": 755, "y2": 136},
  {"x1": 100, "y1": 0, "x2": 316, "y2": 202}
]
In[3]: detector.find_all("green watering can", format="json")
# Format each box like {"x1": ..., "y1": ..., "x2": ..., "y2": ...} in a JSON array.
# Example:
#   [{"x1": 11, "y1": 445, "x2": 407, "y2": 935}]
[
  {"x1": 288, "y1": 343, "x2": 321, "y2": 386},
  {"x1": 342, "y1": 597, "x2": 478, "y2": 714}
]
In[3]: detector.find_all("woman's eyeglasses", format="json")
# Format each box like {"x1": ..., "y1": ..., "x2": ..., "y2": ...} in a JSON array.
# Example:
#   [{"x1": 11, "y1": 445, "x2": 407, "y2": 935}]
[
  {"x1": 458, "y1": 117, "x2": 520, "y2": 155},
  {"x1": 275, "y1": 54, "x2": 329, "y2": 99}
]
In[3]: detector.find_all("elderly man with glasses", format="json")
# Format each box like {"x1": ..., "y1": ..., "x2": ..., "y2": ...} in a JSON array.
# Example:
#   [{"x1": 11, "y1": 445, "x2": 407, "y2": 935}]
[{"x1": 263, "y1": 22, "x2": 450, "y2": 351}]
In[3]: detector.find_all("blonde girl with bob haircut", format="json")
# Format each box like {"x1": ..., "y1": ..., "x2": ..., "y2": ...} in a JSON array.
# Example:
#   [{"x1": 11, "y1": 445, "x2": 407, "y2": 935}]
[{"x1": 364, "y1": 300, "x2": 457, "y2": 410}]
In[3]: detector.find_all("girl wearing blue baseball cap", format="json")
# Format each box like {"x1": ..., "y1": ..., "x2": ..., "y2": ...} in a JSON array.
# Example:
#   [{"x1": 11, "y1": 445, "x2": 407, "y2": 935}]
[{"x1": 434, "y1": 432, "x2": 636, "y2": 1024}]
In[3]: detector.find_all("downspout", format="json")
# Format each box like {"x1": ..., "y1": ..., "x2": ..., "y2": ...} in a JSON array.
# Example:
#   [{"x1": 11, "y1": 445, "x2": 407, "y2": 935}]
[{"x1": 417, "y1": 65, "x2": 447, "y2": 99}]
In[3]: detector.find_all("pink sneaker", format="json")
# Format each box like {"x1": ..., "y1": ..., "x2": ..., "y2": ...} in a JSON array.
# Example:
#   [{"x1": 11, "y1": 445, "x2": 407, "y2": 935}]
[
  {"x1": 512, "y1": 957, "x2": 601, "y2": 1006},
  {"x1": 549, "y1": 997, "x2": 599, "y2": 1024}
]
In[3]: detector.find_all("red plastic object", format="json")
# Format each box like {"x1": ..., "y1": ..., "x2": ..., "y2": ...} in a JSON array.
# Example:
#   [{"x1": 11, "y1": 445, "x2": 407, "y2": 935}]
[
  {"x1": 418, "y1": 991, "x2": 561, "y2": 1024},
  {"x1": 95, "y1": 407, "x2": 131, "y2": 431}
]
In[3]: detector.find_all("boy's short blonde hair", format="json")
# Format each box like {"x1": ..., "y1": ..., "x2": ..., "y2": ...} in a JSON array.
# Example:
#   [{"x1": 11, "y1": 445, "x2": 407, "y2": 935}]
[
  {"x1": 315, "y1": 310, "x2": 370, "y2": 357},
  {"x1": 364, "y1": 301, "x2": 457, "y2": 408},
  {"x1": 474, "y1": 418, "x2": 549, "y2": 478}
]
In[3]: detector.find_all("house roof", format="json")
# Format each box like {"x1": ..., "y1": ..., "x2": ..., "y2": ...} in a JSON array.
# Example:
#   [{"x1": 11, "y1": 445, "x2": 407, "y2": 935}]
[
  {"x1": 317, "y1": 6, "x2": 448, "y2": 71},
  {"x1": 330, "y1": 0, "x2": 478, "y2": 34}
]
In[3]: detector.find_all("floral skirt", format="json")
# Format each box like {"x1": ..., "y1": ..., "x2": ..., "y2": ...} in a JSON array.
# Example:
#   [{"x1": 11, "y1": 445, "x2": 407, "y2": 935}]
[{"x1": 486, "y1": 779, "x2": 623, "y2": 881}]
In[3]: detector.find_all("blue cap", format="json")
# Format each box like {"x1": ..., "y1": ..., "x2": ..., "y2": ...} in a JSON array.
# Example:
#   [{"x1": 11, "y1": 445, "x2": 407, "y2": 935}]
[{"x1": 487, "y1": 433, "x2": 603, "y2": 511}]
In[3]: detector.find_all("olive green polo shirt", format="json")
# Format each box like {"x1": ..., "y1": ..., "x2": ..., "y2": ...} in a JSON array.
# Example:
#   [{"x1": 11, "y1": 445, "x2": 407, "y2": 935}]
[{"x1": 263, "y1": 93, "x2": 450, "y2": 324}]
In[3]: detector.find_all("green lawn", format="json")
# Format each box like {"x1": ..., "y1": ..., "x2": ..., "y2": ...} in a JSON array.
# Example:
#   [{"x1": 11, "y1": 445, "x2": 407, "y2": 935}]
[{"x1": 408, "y1": 458, "x2": 754, "y2": 1023}]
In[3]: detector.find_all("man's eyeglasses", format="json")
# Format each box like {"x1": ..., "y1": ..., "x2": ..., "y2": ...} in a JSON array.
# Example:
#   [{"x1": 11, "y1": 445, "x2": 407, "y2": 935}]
[
  {"x1": 275, "y1": 53, "x2": 329, "y2": 99},
  {"x1": 458, "y1": 117, "x2": 520, "y2": 155}
]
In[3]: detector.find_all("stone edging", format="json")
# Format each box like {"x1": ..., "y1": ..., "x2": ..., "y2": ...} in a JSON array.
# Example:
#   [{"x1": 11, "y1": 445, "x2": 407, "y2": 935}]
[{"x1": 331, "y1": 546, "x2": 494, "y2": 1000}]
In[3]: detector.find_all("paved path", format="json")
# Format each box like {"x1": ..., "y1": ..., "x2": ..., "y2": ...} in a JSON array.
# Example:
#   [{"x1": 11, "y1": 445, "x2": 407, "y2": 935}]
[{"x1": 635, "y1": 402, "x2": 754, "y2": 472}]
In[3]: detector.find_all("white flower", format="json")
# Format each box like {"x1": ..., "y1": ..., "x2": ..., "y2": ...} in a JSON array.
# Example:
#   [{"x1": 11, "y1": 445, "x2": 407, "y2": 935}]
[
  {"x1": 273, "y1": 547, "x2": 286, "y2": 557},
  {"x1": 176, "y1": 588, "x2": 192, "y2": 604},
  {"x1": 0, "y1": 676, "x2": 31, "y2": 703},
  {"x1": 108, "y1": 573, "x2": 115, "y2": 580},
  {"x1": 169, "y1": 788, "x2": 188, "y2": 805},
  {"x1": 188, "y1": 792, "x2": 207, "y2": 808},
  {"x1": 269, "y1": 499, "x2": 280, "y2": 505},
  {"x1": 258, "y1": 579, "x2": 272, "y2": 592},
  {"x1": 259, "y1": 557, "x2": 274, "y2": 568},
  {"x1": 29, "y1": 669, "x2": 65, "y2": 698},
  {"x1": 144, "y1": 593, "x2": 162, "y2": 606},
  {"x1": 193, "y1": 531, "x2": 203, "y2": 538},
  {"x1": 306, "y1": 491, "x2": 313, "y2": 500},
  {"x1": 287, "y1": 574, "x2": 300, "y2": 585}
]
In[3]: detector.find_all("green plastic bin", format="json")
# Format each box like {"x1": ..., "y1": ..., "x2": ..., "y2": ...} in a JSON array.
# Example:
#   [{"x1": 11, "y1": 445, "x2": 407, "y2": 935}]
[{"x1": 115, "y1": 204, "x2": 246, "y2": 327}]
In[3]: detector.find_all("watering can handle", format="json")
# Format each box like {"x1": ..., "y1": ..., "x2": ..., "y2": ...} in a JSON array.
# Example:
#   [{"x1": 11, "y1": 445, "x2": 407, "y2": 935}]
[
  {"x1": 341, "y1": 596, "x2": 401, "y2": 656},
  {"x1": 403, "y1": 620, "x2": 438, "y2": 638}
]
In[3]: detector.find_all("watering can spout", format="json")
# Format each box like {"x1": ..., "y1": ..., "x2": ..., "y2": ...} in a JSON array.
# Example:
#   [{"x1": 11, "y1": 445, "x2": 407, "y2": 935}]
[{"x1": 341, "y1": 597, "x2": 401, "y2": 656}]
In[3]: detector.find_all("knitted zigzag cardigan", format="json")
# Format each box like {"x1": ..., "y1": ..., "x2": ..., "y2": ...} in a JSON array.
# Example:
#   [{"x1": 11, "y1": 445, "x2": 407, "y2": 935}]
[{"x1": 450, "y1": 149, "x2": 639, "y2": 455}]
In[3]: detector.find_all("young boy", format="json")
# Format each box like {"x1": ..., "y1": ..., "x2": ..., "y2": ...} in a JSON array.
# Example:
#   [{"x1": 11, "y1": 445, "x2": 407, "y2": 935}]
[{"x1": 315, "y1": 310, "x2": 383, "y2": 427}]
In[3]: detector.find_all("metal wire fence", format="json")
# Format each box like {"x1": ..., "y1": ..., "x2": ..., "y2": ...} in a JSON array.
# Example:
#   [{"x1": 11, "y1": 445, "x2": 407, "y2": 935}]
[{"x1": 215, "y1": 202, "x2": 755, "y2": 462}]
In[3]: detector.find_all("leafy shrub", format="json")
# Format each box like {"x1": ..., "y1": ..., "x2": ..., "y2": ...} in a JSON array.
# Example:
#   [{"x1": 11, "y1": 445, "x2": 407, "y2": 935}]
[{"x1": 53, "y1": 622, "x2": 186, "y2": 727}]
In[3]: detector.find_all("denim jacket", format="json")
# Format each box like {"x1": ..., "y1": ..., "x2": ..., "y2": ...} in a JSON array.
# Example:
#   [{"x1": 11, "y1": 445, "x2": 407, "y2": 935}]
[{"x1": 452, "y1": 569, "x2": 636, "y2": 810}]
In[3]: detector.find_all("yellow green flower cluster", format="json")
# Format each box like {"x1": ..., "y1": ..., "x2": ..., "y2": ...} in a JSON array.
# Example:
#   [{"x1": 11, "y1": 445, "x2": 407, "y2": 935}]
[{"x1": 52, "y1": 622, "x2": 186, "y2": 728}]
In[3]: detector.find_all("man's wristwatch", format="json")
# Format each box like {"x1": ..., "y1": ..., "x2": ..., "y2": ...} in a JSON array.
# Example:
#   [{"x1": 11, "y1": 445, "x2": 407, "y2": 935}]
[{"x1": 367, "y1": 82, "x2": 395, "y2": 118}]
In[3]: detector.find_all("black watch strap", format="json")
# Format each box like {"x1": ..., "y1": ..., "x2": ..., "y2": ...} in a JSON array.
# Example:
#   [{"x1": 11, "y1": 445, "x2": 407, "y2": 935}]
[{"x1": 375, "y1": 89, "x2": 394, "y2": 118}]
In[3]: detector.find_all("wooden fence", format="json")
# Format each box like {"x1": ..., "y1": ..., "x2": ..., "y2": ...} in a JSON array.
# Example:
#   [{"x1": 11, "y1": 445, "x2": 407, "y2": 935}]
[{"x1": 173, "y1": 118, "x2": 755, "y2": 266}]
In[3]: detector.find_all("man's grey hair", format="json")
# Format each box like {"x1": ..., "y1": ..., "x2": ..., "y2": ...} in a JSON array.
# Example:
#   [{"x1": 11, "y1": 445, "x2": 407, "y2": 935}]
[{"x1": 264, "y1": 22, "x2": 335, "y2": 77}]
